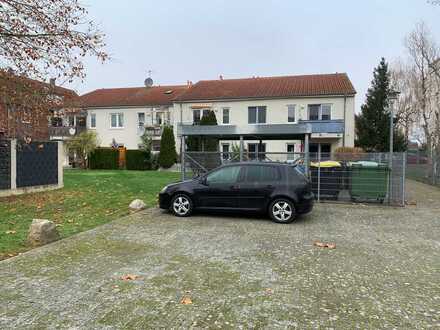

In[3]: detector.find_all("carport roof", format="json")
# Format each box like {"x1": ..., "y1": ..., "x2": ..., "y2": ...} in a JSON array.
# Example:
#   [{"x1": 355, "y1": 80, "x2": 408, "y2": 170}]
[{"x1": 178, "y1": 123, "x2": 312, "y2": 140}]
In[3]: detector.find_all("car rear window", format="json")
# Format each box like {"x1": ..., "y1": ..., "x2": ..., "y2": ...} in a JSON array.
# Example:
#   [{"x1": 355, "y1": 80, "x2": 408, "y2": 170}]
[{"x1": 245, "y1": 165, "x2": 280, "y2": 182}]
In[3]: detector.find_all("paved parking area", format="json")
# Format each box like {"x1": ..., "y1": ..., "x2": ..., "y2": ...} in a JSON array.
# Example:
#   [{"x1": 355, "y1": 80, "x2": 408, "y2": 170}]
[{"x1": 1, "y1": 180, "x2": 439, "y2": 329}]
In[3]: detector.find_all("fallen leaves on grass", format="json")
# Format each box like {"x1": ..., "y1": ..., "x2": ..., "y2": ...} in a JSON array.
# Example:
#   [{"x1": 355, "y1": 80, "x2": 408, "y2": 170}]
[
  {"x1": 5, "y1": 230, "x2": 16, "y2": 235},
  {"x1": 120, "y1": 274, "x2": 140, "y2": 281},
  {"x1": 314, "y1": 241, "x2": 336, "y2": 249},
  {"x1": 180, "y1": 296, "x2": 193, "y2": 305}
]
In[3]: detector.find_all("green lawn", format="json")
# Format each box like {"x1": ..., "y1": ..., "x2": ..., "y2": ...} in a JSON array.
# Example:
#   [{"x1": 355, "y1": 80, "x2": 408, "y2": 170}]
[{"x1": 0, "y1": 170, "x2": 180, "y2": 260}]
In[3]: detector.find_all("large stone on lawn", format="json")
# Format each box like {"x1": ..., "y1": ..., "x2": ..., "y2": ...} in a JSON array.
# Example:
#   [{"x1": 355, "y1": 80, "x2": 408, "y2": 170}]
[
  {"x1": 129, "y1": 199, "x2": 146, "y2": 211},
  {"x1": 27, "y1": 219, "x2": 60, "y2": 247}
]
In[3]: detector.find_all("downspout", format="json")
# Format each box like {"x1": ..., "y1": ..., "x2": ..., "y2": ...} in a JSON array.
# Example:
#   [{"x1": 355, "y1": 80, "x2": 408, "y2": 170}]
[{"x1": 343, "y1": 94, "x2": 347, "y2": 147}]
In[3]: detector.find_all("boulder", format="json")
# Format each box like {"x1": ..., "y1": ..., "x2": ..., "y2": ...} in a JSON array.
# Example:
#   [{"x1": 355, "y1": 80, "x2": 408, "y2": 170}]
[
  {"x1": 27, "y1": 219, "x2": 60, "y2": 247},
  {"x1": 129, "y1": 199, "x2": 146, "y2": 211}
]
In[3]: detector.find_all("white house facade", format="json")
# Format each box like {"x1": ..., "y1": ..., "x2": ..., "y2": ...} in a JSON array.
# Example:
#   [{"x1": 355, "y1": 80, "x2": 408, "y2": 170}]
[
  {"x1": 79, "y1": 73, "x2": 356, "y2": 160},
  {"x1": 79, "y1": 85, "x2": 187, "y2": 150},
  {"x1": 173, "y1": 73, "x2": 356, "y2": 156}
]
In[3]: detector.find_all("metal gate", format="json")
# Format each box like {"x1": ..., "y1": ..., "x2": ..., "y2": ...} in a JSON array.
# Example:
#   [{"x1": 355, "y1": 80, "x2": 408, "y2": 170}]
[{"x1": 182, "y1": 151, "x2": 406, "y2": 206}]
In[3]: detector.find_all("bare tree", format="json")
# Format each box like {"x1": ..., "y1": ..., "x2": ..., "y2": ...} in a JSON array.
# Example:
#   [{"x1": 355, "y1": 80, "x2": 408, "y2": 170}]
[
  {"x1": 0, "y1": 0, "x2": 107, "y2": 140},
  {"x1": 390, "y1": 60, "x2": 418, "y2": 145},
  {"x1": 404, "y1": 21, "x2": 440, "y2": 183},
  {"x1": 0, "y1": 0, "x2": 107, "y2": 81}
]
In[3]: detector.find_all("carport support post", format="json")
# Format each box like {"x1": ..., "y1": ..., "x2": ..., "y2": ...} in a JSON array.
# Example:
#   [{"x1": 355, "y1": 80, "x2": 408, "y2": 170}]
[
  {"x1": 181, "y1": 135, "x2": 186, "y2": 181},
  {"x1": 239, "y1": 136, "x2": 244, "y2": 161},
  {"x1": 304, "y1": 134, "x2": 310, "y2": 178}
]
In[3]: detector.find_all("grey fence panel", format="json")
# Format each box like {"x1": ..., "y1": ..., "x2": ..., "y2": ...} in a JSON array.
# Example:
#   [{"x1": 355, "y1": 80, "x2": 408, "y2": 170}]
[
  {"x1": 0, "y1": 139, "x2": 11, "y2": 190},
  {"x1": 183, "y1": 151, "x2": 406, "y2": 207},
  {"x1": 16, "y1": 142, "x2": 58, "y2": 188},
  {"x1": 406, "y1": 150, "x2": 440, "y2": 186}
]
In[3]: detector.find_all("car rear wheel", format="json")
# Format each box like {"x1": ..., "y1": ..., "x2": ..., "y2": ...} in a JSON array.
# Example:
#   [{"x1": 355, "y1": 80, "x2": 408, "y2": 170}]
[
  {"x1": 269, "y1": 199, "x2": 296, "y2": 224},
  {"x1": 171, "y1": 194, "x2": 193, "y2": 217}
]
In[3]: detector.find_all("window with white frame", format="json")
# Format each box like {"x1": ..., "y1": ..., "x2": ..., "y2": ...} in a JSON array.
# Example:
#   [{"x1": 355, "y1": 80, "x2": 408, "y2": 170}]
[
  {"x1": 248, "y1": 106, "x2": 266, "y2": 124},
  {"x1": 247, "y1": 143, "x2": 266, "y2": 160},
  {"x1": 222, "y1": 108, "x2": 230, "y2": 124},
  {"x1": 287, "y1": 105, "x2": 296, "y2": 123},
  {"x1": 307, "y1": 104, "x2": 332, "y2": 121},
  {"x1": 138, "y1": 113, "x2": 145, "y2": 128},
  {"x1": 90, "y1": 113, "x2": 96, "y2": 128},
  {"x1": 193, "y1": 109, "x2": 210, "y2": 124},
  {"x1": 111, "y1": 113, "x2": 124, "y2": 128}
]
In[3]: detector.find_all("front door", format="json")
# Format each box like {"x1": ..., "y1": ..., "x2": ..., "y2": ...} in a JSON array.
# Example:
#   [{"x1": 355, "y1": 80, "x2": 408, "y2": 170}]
[{"x1": 197, "y1": 165, "x2": 243, "y2": 209}]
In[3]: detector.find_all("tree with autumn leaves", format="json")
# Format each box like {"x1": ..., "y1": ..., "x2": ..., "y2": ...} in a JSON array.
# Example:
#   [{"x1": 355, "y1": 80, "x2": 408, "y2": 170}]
[{"x1": 0, "y1": 0, "x2": 107, "y2": 140}]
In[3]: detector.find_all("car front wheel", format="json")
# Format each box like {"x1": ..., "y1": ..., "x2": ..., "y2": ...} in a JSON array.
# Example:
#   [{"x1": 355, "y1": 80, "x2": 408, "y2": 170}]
[
  {"x1": 171, "y1": 194, "x2": 193, "y2": 217},
  {"x1": 269, "y1": 199, "x2": 296, "y2": 224}
]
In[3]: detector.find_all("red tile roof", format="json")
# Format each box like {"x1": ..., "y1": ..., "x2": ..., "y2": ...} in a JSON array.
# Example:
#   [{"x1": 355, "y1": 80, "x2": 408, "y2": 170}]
[
  {"x1": 80, "y1": 85, "x2": 187, "y2": 108},
  {"x1": 176, "y1": 73, "x2": 356, "y2": 101}
]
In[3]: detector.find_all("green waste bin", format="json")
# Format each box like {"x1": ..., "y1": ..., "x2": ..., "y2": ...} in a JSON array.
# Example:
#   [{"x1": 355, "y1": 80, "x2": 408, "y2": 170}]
[{"x1": 350, "y1": 161, "x2": 389, "y2": 202}]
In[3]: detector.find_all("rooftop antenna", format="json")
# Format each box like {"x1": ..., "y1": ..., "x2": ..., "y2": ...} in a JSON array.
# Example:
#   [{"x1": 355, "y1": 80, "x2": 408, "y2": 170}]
[{"x1": 144, "y1": 69, "x2": 154, "y2": 88}]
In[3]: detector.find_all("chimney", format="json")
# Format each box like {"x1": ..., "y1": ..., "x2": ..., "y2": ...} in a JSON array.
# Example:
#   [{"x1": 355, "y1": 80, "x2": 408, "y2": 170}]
[
  {"x1": 219, "y1": 75, "x2": 223, "y2": 80},
  {"x1": 49, "y1": 78, "x2": 56, "y2": 87}
]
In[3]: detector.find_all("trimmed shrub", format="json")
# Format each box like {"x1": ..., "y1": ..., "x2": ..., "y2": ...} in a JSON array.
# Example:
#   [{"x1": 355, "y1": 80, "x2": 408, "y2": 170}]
[
  {"x1": 158, "y1": 126, "x2": 177, "y2": 168},
  {"x1": 126, "y1": 150, "x2": 151, "y2": 170},
  {"x1": 89, "y1": 148, "x2": 119, "y2": 169}
]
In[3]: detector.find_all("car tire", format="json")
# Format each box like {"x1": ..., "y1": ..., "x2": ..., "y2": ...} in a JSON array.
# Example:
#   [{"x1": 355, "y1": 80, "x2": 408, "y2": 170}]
[
  {"x1": 269, "y1": 198, "x2": 296, "y2": 224},
  {"x1": 170, "y1": 194, "x2": 193, "y2": 217}
]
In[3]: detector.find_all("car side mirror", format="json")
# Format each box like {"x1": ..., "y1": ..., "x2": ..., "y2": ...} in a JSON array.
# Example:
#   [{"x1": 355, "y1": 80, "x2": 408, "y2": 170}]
[{"x1": 200, "y1": 177, "x2": 208, "y2": 186}]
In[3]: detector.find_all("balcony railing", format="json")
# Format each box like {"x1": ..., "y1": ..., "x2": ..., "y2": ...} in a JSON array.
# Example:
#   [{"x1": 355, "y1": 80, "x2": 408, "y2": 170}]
[{"x1": 49, "y1": 126, "x2": 86, "y2": 137}]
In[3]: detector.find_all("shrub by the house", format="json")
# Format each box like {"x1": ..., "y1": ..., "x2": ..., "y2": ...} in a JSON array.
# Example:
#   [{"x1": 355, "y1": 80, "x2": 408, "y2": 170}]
[
  {"x1": 89, "y1": 148, "x2": 119, "y2": 169},
  {"x1": 126, "y1": 150, "x2": 151, "y2": 170},
  {"x1": 158, "y1": 126, "x2": 177, "y2": 169}
]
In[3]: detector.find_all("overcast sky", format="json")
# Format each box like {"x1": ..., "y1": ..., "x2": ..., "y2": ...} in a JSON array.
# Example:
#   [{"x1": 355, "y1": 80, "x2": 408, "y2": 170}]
[{"x1": 68, "y1": 0, "x2": 440, "y2": 113}]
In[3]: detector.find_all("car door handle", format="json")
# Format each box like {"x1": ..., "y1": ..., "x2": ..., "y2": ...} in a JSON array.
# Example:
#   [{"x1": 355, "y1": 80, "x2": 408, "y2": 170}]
[
  {"x1": 230, "y1": 185, "x2": 239, "y2": 190},
  {"x1": 266, "y1": 185, "x2": 274, "y2": 189}
]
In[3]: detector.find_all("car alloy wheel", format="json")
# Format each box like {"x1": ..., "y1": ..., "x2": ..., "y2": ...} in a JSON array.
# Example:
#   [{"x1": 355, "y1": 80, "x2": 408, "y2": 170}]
[
  {"x1": 270, "y1": 199, "x2": 296, "y2": 223},
  {"x1": 171, "y1": 194, "x2": 192, "y2": 217}
]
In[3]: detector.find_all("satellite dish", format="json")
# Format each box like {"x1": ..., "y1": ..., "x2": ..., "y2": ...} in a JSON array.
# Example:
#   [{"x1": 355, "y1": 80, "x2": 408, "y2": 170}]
[
  {"x1": 144, "y1": 77, "x2": 154, "y2": 87},
  {"x1": 69, "y1": 127, "x2": 76, "y2": 135}
]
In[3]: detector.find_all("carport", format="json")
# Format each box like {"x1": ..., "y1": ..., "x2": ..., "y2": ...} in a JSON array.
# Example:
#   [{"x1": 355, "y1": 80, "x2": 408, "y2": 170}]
[{"x1": 178, "y1": 123, "x2": 312, "y2": 180}]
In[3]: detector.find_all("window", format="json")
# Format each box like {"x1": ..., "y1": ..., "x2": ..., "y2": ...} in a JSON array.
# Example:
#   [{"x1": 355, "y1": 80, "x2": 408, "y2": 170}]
[
  {"x1": 156, "y1": 112, "x2": 162, "y2": 125},
  {"x1": 111, "y1": 113, "x2": 124, "y2": 128},
  {"x1": 308, "y1": 105, "x2": 320, "y2": 120},
  {"x1": 222, "y1": 143, "x2": 230, "y2": 160},
  {"x1": 248, "y1": 106, "x2": 266, "y2": 124},
  {"x1": 222, "y1": 108, "x2": 230, "y2": 124},
  {"x1": 245, "y1": 165, "x2": 280, "y2": 182},
  {"x1": 321, "y1": 104, "x2": 331, "y2": 120},
  {"x1": 248, "y1": 143, "x2": 266, "y2": 160},
  {"x1": 307, "y1": 104, "x2": 332, "y2": 120},
  {"x1": 193, "y1": 110, "x2": 201, "y2": 124},
  {"x1": 206, "y1": 166, "x2": 241, "y2": 184},
  {"x1": 193, "y1": 109, "x2": 210, "y2": 124},
  {"x1": 90, "y1": 114, "x2": 96, "y2": 128},
  {"x1": 138, "y1": 113, "x2": 145, "y2": 128},
  {"x1": 287, "y1": 144, "x2": 296, "y2": 160},
  {"x1": 287, "y1": 105, "x2": 296, "y2": 123},
  {"x1": 67, "y1": 115, "x2": 75, "y2": 127}
]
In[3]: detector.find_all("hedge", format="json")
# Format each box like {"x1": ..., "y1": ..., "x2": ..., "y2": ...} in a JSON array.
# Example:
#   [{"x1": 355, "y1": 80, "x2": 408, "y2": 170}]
[
  {"x1": 89, "y1": 148, "x2": 119, "y2": 169},
  {"x1": 126, "y1": 150, "x2": 150, "y2": 170}
]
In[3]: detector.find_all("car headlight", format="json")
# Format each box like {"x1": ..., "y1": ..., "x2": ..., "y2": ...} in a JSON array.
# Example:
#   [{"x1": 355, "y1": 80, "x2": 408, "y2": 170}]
[{"x1": 160, "y1": 185, "x2": 169, "y2": 193}]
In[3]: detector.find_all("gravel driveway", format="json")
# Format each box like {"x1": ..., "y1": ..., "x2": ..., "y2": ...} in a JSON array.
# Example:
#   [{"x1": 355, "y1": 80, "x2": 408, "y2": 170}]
[{"x1": 1, "y1": 180, "x2": 439, "y2": 329}]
